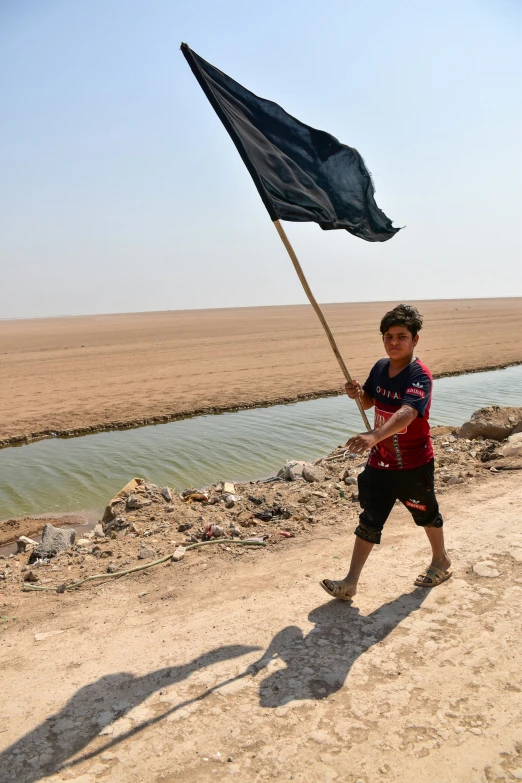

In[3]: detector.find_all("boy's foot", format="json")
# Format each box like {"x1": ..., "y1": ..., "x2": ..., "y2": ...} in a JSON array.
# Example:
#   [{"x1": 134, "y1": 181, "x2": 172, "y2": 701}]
[
  {"x1": 319, "y1": 578, "x2": 357, "y2": 601},
  {"x1": 414, "y1": 563, "x2": 452, "y2": 588}
]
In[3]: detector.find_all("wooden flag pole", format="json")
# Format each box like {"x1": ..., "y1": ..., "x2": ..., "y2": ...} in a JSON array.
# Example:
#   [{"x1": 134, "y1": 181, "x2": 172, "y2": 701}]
[{"x1": 273, "y1": 220, "x2": 372, "y2": 432}]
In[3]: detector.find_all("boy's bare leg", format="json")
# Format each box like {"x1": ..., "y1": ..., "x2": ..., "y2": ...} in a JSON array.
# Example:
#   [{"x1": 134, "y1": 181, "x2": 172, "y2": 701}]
[
  {"x1": 339, "y1": 536, "x2": 375, "y2": 598},
  {"x1": 423, "y1": 526, "x2": 451, "y2": 572}
]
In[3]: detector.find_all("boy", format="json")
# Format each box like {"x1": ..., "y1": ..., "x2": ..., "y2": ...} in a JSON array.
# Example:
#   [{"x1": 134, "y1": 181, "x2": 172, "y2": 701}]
[{"x1": 320, "y1": 304, "x2": 451, "y2": 601}]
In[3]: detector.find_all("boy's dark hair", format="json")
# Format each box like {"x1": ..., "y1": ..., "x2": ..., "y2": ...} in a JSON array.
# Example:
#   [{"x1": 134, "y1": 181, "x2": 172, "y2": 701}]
[{"x1": 380, "y1": 304, "x2": 423, "y2": 338}]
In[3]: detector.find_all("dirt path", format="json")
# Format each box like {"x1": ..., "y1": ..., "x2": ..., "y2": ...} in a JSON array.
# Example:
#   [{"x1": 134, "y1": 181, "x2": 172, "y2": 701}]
[
  {"x1": 1, "y1": 298, "x2": 521, "y2": 446},
  {"x1": 1, "y1": 471, "x2": 521, "y2": 783}
]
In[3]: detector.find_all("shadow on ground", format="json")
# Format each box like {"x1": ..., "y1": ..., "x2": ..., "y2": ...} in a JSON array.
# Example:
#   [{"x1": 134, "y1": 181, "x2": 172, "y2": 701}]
[
  {"x1": 0, "y1": 644, "x2": 260, "y2": 783},
  {"x1": 0, "y1": 589, "x2": 427, "y2": 782},
  {"x1": 250, "y1": 587, "x2": 428, "y2": 706}
]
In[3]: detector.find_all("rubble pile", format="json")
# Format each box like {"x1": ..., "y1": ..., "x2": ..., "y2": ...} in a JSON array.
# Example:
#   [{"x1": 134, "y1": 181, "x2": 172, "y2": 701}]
[{"x1": 1, "y1": 406, "x2": 520, "y2": 594}]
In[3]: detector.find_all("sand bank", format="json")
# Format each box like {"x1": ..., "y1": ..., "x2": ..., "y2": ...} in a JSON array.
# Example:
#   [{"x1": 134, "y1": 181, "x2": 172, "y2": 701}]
[{"x1": 1, "y1": 298, "x2": 521, "y2": 446}]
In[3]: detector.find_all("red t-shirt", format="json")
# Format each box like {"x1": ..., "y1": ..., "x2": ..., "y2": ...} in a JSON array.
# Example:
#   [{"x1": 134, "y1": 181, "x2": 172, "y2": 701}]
[{"x1": 362, "y1": 357, "x2": 434, "y2": 470}]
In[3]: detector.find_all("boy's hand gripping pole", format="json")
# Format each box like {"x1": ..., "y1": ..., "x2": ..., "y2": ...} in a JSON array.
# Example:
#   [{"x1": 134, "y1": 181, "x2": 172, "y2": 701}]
[{"x1": 273, "y1": 220, "x2": 372, "y2": 432}]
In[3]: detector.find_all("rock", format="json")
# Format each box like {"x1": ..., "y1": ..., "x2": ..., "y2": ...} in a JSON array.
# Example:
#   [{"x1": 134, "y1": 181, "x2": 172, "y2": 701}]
[
  {"x1": 29, "y1": 524, "x2": 75, "y2": 562},
  {"x1": 228, "y1": 524, "x2": 242, "y2": 538},
  {"x1": 223, "y1": 482, "x2": 235, "y2": 494},
  {"x1": 178, "y1": 522, "x2": 193, "y2": 532},
  {"x1": 160, "y1": 487, "x2": 172, "y2": 502},
  {"x1": 34, "y1": 630, "x2": 64, "y2": 641},
  {"x1": 236, "y1": 511, "x2": 255, "y2": 526},
  {"x1": 16, "y1": 536, "x2": 38, "y2": 554},
  {"x1": 459, "y1": 405, "x2": 522, "y2": 441},
  {"x1": 445, "y1": 474, "x2": 460, "y2": 485},
  {"x1": 279, "y1": 461, "x2": 306, "y2": 481},
  {"x1": 126, "y1": 495, "x2": 152, "y2": 511},
  {"x1": 106, "y1": 563, "x2": 119, "y2": 573},
  {"x1": 93, "y1": 523, "x2": 105, "y2": 537},
  {"x1": 473, "y1": 561, "x2": 500, "y2": 578},
  {"x1": 302, "y1": 464, "x2": 326, "y2": 483},
  {"x1": 23, "y1": 570, "x2": 39, "y2": 583},
  {"x1": 498, "y1": 432, "x2": 522, "y2": 458},
  {"x1": 344, "y1": 476, "x2": 357, "y2": 486},
  {"x1": 102, "y1": 478, "x2": 146, "y2": 523},
  {"x1": 76, "y1": 538, "x2": 90, "y2": 547},
  {"x1": 247, "y1": 495, "x2": 263, "y2": 506},
  {"x1": 224, "y1": 493, "x2": 242, "y2": 508},
  {"x1": 166, "y1": 505, "x2": 175, "y2": 512},
  {"x1": 103, "y1": 516, "x2": 132, "y2": 534},
  {"x1": 137, "y1": 545, "x2": 157, "y2": 560},
  {"x1": 171, "y1": 546, "x2": 186, "y2": 562}
]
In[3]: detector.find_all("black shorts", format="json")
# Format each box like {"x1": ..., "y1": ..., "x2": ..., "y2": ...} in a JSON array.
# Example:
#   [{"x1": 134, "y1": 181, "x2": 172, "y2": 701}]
[{"x1": 355, "y1": 459, "x2": 443, "y2": 545}]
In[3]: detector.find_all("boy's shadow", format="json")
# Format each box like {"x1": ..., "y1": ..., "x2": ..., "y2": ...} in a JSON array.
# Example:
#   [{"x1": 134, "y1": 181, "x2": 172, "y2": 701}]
[
  {"x1": 0, "y1": 644, "x2": 260, "y2": 783},
  {"x1": 250, "y1": 588, "x2": 428, "y2": 707},
  {"x1": 0, "y1": 590, "x2": 429, "y2": 782}
]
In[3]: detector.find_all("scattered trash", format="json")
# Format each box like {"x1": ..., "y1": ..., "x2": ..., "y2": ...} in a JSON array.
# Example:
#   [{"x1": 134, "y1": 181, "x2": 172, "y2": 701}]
[
  {"x1": 182, "y1": 492, "x2": 209, "y2": 504},
  {"x1": 14, "y1": 407, "x2": 519, "y2": 598},
  {"x1": 254, "y1": 509, "x2": 273, "y2": 522},
  {"x1": 203, "y1": 524, "x2": 225, "y2": 540}
]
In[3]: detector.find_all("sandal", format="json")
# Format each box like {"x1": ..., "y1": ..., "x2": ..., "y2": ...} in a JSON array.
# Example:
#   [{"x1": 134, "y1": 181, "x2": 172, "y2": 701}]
[
  {"x1": 414, "y1": 565, "x2": 452, "y2": 588},
  {"x1": 320, "y1": 579, "x2": 354, "y2": 601}
]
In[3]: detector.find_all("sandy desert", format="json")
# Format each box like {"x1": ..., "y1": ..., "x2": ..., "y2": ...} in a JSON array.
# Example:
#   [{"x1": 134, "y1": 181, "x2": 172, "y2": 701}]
[{"x1": 1, "y1": 298, "x2": 521, "y2": 447}]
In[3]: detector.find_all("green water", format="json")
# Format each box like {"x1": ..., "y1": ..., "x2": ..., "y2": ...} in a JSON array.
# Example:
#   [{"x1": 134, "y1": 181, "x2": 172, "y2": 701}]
[{"x1": 0, "y1": 365, "x2": 520, "y2": 520}]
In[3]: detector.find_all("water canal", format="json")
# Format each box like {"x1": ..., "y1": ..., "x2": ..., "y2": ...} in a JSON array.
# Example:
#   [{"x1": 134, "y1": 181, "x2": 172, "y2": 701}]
[{"x1": 0, "y1": 364, "x2": 520, "y2": 521}]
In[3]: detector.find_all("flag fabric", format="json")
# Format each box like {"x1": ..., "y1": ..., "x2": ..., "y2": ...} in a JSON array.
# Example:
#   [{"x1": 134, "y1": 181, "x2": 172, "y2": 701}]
[{"x1": 181, "y1": 43, "x2": 399, "y2": 243}]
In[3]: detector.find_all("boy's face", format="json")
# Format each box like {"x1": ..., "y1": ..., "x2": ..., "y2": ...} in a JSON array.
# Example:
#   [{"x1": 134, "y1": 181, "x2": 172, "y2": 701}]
[{"x1": 382, "y1": 325, "x2": 418, "y2": 362}]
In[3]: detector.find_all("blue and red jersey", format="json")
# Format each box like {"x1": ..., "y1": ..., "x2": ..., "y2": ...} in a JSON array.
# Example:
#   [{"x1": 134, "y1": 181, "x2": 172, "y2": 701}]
[{"x1": 362, "y1": 357, "x2": 434, "y2": 470}]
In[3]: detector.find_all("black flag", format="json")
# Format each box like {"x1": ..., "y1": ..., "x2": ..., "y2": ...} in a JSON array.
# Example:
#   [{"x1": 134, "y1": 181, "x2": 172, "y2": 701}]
[{"x1": 181, "y1": 44, "x2": 399, "y2": 243}]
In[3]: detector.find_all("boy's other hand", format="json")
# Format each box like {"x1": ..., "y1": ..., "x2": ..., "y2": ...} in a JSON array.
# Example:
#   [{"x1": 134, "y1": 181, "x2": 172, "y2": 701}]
[
  {"x1": 345, "y1": 380, "x2": 363, "y2": 399},
  {"x1": 346, "y1": 432, "x2": 378, "y2": 454}
]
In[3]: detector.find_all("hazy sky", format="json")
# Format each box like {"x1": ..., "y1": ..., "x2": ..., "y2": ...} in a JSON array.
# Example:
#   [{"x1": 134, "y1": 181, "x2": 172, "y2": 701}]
[{"x1": 1, "y1": 0, "x2": 520, "y2": 319}]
